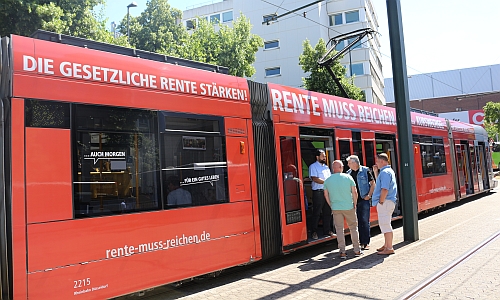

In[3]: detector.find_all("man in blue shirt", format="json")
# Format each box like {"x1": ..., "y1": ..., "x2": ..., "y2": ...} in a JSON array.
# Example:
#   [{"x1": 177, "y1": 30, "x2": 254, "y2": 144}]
[
  {"x1": 309, "y1": 149, "x2": 333, "y2": 239},
  {"x1": 324, "y1": 160, "x2": 362, "y2": 259},
  {"x1": 372, "y1": 153, "x2": 398, "y2": 255}
]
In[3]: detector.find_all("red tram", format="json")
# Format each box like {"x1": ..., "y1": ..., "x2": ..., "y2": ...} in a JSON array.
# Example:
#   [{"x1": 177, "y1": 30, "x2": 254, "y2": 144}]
[{"x1": 0, "y1": 32, "x2": 495, "y2": 299}]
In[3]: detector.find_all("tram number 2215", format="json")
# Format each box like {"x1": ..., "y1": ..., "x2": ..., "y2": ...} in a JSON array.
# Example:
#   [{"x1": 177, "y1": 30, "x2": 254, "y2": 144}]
[{"x1": 74, "y1": 278, "x2": 91, "y2": 289}]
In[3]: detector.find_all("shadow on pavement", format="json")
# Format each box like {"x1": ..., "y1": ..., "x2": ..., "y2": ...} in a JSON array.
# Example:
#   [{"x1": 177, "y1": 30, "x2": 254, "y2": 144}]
[{"x1": 113, "y1": 192, "x2": 494, "y2": 299}]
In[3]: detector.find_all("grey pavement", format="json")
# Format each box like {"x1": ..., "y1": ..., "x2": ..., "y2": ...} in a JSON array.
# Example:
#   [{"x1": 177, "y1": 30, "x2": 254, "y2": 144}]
[{"x1": 122, "y1": 188, "x2": 500, "y2": 300}]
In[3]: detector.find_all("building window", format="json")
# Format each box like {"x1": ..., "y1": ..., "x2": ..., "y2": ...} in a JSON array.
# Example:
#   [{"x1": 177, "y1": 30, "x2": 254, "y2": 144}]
[
  {"x1": 264, "y1": 40, "x2": 279, "y2": 50},
  {"x1": 350, "y1": 63, "x2": 364, "y2": 76},
  {"x1": 348, "y1": 37, "x2": 362, "y2": 49},
  {"x1": 345, "y1": 10, "x2": 360, "y2": 23},
  {"x1": 222, "y1": 11, "x2": 233, "y2": 22},
  {"x1": 186, "y1": 19, "x2": 195, "y2": 30},
  {"x1": 373, "y1": 91, "x2": 381, "y2": 105},
  {"x1": 370, "y1": 64, "x2": 383, "y2": 91},
  {"x1": 210, "y1": 14, "x2": 221, "y2": 23},
  {"x1": 376, "y1": 55, "x2": 382, "y2": 71},
  {"x1": 265, "y1": 67, "x2": 281, "y2": 77},
  {"x1": 263, "y1": 14, "x2": 277, "y2": 23},
  {"x1": 335, "y1": 40, "x2": 344, "y2": 51},
  {"x1": 329, "y1": 13, "x2": 342, "y2": 26}
]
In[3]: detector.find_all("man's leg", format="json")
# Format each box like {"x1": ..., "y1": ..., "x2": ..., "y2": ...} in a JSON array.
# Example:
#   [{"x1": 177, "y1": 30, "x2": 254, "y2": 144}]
[
  {"x1": 345, "y1": 208, "x2": 361, "y2": 253},
  {"x1": 384, "y1": 232, "x2": 393, "y2": 250},
  {"x1": 311, "y1": 191, "x2": 324, "y2": 238},
  {"x1": 356, "y1": 199, "x2": 371, "y2": 246},
  {"x1": 377, "y1": 201, "x2": 396, "y2": 254},
  {"x1": 383, "y1": 201, "x2": 396, "y2": 249},
  {"x1": 332, "y1": 210, "x2": 346, "y2": 253}
]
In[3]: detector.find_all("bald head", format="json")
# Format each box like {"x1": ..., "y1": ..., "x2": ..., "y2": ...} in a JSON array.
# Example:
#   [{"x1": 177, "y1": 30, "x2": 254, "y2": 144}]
[{"x1": 332, "y1": 160, "x2": 343, "y2": 173}]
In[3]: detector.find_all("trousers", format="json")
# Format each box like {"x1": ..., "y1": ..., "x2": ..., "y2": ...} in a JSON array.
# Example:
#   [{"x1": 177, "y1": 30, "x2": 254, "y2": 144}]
[
  {"x1": 356, "y1": 199, "x2": 371, "y2": 245},
  {"x1": 312, "y1": 190, "x2": 332, "y2": 235},
  {"x1": 333, "y1": 208, "x2": 361, "y2": 253}
]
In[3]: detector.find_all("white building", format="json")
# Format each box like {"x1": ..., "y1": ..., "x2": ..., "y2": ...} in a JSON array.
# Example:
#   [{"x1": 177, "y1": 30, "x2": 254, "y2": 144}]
[{"x1": 182, "y1": 0, "x2": 385, "y2": 104}]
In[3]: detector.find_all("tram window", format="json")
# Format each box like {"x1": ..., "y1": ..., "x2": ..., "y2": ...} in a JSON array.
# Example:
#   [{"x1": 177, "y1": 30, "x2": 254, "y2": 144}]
[
  {"x1": 25, "y1": 99, "x2": 70, "y2": 128},
  {"x1": 493, "y1": 143, "x2": 500, "y2": 152},
  {"x1": 419, "y1": 135, "x2": 447, "y2": 176},
  {"x1": 351, "y1": 132, "x2": 363, "y2": 165},
  {"x1": 73, "y1": 105, "x2": 160, "y2": 218},
  {"x1": 161, "y1": 114, "x2": 228, "y2": 208},
  {"x1": 338, "y1": 140, "x2": 351, "y2": 172},
  {"x1": 364, "y1": 141, "x2": 374, "y2": 168}
]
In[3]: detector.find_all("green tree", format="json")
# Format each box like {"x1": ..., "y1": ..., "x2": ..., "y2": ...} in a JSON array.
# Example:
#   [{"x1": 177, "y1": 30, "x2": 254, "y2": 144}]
[
  {"x1": 180, "y1": 18, "x2": 220, "y2": 64},
  {"x1": 0, "y1": 0, "x2": 127, "y2": 46},
  {"x1": 217, "y1": 14, "x2": 263, "y2": 77},
  {"x1": 181, "y1": 14, "x2": 263, "y2": 77},
  {"x1": 299, "y1": 38, "x2": 364, "y2": 100},
  {"x1": 120, "y1": 0, "x2": 187, "y2": 55},
  {"x1": 483, "y1": 101, "x2": 500, "y2": 139}
]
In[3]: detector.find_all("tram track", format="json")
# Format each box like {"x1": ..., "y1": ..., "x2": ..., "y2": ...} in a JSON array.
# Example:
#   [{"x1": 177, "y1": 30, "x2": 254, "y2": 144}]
[{"x1": 398, "y1": 230, "x2": 500, "y2": 300}]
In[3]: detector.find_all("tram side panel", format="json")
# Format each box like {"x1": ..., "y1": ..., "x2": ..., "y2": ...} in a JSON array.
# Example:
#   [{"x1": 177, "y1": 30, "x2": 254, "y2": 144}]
[
  {"x1": 8, "y1": 34, "x2": 260, "y2": 299},
  {"x1": 23, "y1": 116, "x2": 258, "y2": 299},
  {"x1": 412, "y1": 127, "x2": 456, "y2": 211}
]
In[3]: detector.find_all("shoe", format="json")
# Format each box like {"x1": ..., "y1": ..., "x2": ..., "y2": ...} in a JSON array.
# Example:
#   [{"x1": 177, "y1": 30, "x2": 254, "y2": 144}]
[
  {"x1": 328, "y1": 231, "x2": 336, "y2": 237},
  {"x1": 377, "y1": 246, "x2": 385, "y2": 252},
  {"x1": 361, "y1": 244, "x2": 370, "y2": 250},
  {"x1": 377, "y1": 248, "x2": 395, "y2": 255},
  {"x1": 354, "y1": 251, "x2": 363, "y2": 257},
  {"x1": 339, "y1": 252, "x2": 347, "y2": 259},
  {"x1": 312, "y1": 232, "x2": 318, "y2": 240}
]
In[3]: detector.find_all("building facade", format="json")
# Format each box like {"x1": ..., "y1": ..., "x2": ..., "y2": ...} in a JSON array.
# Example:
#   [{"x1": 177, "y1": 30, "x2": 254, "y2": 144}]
[
  {"x1": 385, "y1": 64, "x2": 500, "y2": 126},
  {"x1": 182, "y1": 0, "x2": 385, "y2": 104}
]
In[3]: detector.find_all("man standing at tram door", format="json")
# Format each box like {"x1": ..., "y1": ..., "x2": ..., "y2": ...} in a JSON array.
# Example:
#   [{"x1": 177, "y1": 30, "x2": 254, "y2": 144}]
[
  {"x1": 324, "y1": 160, "x2": 362, "y2": 259},
  {"x1": 346, "y1": 155, "x2": 375, "y2": 251},
  {"x1": 372, "y1": 153, "x2": 398, "y2": 255},
  {"x1": 309, "y1": 149, "x2": 334, "y2": 239}
]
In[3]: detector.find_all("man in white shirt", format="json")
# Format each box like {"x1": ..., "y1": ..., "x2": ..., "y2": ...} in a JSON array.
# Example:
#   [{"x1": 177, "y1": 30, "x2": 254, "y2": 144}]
[
  {"x1": 309, "y1": 149, "x2": 334, "y2": 239},
  {"x1": 166, "y1": 176, "x2": 192, "y2": 206}
]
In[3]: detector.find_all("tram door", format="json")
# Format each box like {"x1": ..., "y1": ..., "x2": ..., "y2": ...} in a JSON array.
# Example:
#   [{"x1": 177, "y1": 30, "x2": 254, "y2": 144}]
[
  {"x1": 274, "y1": 124, "x2": 307, "y2": 248},
  {"x1": 336, "y1": 129, "x2": 352, "y2": 172},
  {"x1": 375, "y1": 134, "x2": 401, "y2": 215},
  {"x1": 476, "y1": 144, "x2": 489, "y2": 190},
  {"x1": 455, "y1": 144, "x2": 467, "y2": 197},
  {"x1": 469, "y1": 142, "x2": 480, "y2": 192},
  {"x1": 460, "y1": 142, "x2": 474, "y2": 194}
]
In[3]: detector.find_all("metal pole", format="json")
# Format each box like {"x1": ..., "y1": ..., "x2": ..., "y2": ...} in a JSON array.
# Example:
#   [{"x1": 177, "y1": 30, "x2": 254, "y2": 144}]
[
  {"x1": 386, "y1": 0, "x2": 419, "y2": 241},
  {"x1": 127, "y1": 7, "x2": 130, "y2": 43}
]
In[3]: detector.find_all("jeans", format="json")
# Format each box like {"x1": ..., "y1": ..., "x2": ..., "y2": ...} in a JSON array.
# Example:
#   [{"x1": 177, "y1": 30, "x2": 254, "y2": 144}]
[
  {"x1": 356, "y1": 199, "x2": 371, "y2": 245},
  {"x1": 312, "y1": 190, "x2": 332, "y2": 235}
]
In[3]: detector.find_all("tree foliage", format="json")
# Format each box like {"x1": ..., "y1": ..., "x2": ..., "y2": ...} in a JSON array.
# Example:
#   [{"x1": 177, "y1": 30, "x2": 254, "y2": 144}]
[
  {"x1": 181, "y1": 15, "x2": 263, "y2": 77},
  {"x1": 299, "y1": 38, "x2": 364, "y2": 101},
  {"x1": 216, "y1": 15, "x2": 263, "y2": 77},
  {"x1": 119, "y1": 0, "x2": 187, "y2": 55},
  {"x1": 1, "y1": 0, "x2": 263, "y2": 77},
  {"x1": 483, "y1": 101, "x2": 500, "y2": 139},
  {"x1": 0, "y1": 0, "x2": 127, "y2": 45}
]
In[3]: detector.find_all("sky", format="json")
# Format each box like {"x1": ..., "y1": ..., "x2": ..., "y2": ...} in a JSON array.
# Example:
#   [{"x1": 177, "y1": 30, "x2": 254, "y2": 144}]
[{"x1": 103, "y1": 0, "x2": 500, "y2": 79}]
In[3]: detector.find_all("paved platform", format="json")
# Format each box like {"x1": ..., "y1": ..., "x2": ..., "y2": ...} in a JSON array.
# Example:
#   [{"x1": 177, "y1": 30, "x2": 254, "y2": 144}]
[{"x1": 133, "y1": 188, "x2": 500, "y2": 300}]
